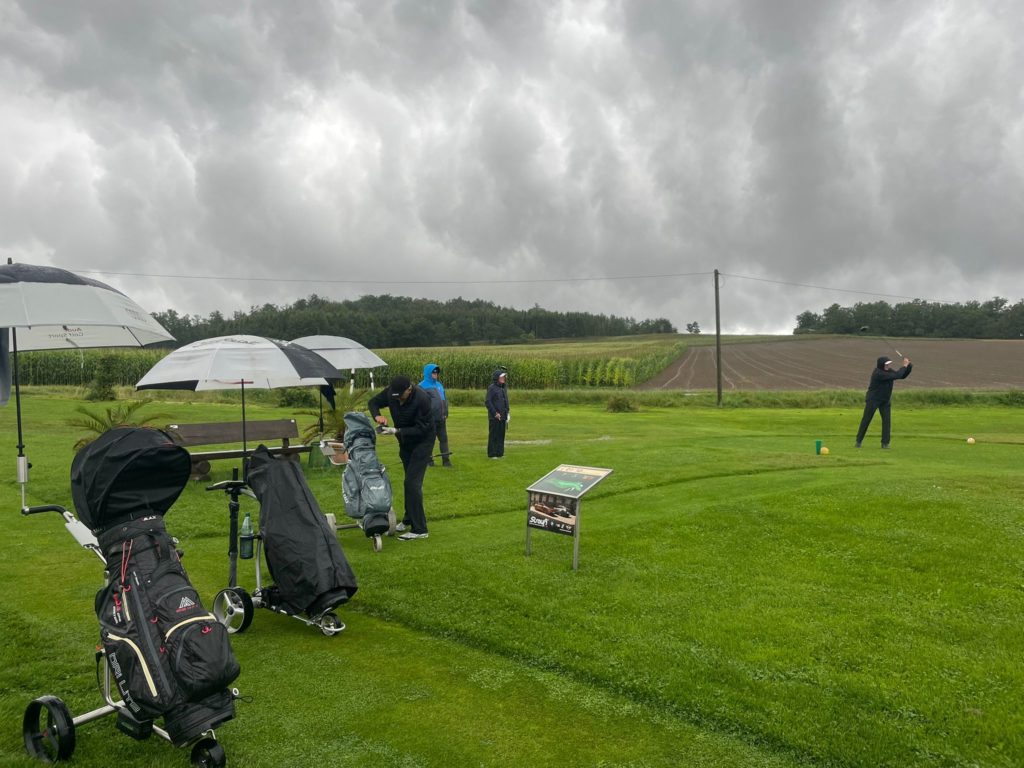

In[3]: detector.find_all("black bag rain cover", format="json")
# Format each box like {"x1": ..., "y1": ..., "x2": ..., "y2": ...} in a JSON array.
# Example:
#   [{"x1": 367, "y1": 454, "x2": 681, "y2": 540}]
[
  {"x1": 71, "y1": 427, "x2": 192, "y2": 533},
  {"x1": 247, "y1": 446, "x2": 358, "y2": 616}
]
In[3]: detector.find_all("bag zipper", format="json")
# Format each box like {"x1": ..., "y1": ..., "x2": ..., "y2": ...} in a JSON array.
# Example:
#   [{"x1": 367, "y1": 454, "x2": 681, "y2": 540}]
[{"x1": 105, "y1": 631, "x2": 158, "y2": 698}]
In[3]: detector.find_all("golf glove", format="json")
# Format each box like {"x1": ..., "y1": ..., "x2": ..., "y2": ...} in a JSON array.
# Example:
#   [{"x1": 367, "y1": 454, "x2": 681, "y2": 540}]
[{"x1": 378, "y1": 426, "x2": 397, "y2": 436}]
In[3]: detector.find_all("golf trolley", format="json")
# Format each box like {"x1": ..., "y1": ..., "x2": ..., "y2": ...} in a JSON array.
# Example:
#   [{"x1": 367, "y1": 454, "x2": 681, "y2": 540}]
[
  {"x1": 20, "y1": 504, "x2": 235, "y2": 768},
  {"x1": 206, "y1": 448, "x2": 358, "y2": 637},
  {"x1": 319, "y1": 438, "x2": 397, "y2": 553}
]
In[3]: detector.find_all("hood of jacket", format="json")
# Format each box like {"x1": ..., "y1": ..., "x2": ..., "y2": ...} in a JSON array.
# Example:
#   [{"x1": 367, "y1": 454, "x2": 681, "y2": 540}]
[
  {"x1": 876, "y1": 356, "x2": 891, "y2": 370},
  {"x1": 491, "y1": 369, "x2": 507, "y2": 385},
  {"x1": 420, "y1": 363, "x2": 446, "y2": 397}
]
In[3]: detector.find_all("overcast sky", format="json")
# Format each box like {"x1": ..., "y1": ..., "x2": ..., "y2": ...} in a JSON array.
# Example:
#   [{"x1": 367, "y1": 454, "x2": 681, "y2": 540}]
[{"x1": 2, "y1": 1, "x2": 1022, "y2": 335}]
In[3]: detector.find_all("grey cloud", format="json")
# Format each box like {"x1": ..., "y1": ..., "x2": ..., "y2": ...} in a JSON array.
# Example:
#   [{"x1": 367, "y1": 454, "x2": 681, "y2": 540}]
[{"x1": 2, "y1": 0, "x2": 1024, "y2": 336}]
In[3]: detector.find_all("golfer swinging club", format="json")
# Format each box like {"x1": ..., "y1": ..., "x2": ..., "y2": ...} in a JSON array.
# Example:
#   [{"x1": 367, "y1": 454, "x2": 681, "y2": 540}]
[{"x1": 855, "y1": 355, "x2": 912, "y2": 449}]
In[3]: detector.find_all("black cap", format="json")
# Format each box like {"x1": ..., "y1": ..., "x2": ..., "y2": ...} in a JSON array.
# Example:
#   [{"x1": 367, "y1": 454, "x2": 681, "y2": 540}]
[
  {"x1": 389, "y1": 375, "x2": 412, "y2": 397},
  {"x1": 877, "y1": 356, "x2": 891, "y2": 368}
]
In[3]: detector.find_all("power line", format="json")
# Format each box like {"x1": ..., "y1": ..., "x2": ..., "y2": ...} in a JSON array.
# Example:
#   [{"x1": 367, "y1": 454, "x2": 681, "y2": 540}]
[
  {"x1": 76, "y1": 265, "x2": 958, "y2": 304},
  {"x1": 77, "y1": 268, "x2": 713, "y2": 286},
  {"x1": 719, "y1": 272, "x2": 955, "y2": 304}
]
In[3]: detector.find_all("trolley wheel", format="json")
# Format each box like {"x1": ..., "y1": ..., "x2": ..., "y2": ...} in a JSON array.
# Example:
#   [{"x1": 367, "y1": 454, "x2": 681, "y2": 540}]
[
  {"x1": 372, "y1": 534, "x2": 383, "y2": 552},
  {"x1": 320, "y1": 612, "x2": 345, "y2": 636},
  {"x1": 212, "y1": 587, "x2": 254, "y2": 634},
  {"x1": 190, "y1": 737, "x2": 226, "y2": 768},
  {"x1": 23, "y1": 695, "x2": 76, "y2": 763},
  {"x1": 387, "y1": 507, "x2": 397, "y2": 536}
]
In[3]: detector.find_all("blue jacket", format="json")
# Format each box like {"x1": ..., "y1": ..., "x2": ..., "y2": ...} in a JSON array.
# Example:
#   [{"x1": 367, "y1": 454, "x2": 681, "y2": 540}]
[{"x1": 419, "y1": 363, "x2": 448, "y2": 421}]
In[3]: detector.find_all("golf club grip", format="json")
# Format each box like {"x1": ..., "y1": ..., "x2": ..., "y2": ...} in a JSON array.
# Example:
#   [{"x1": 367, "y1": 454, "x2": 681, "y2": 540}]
[{"x1": 21, "y1": 504, "x2": 67, "y2": 516}]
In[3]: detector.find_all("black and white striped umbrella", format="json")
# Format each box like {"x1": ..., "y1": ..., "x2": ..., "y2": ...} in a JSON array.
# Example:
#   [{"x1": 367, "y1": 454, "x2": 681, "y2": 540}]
[
  {"x1": 136, "y1": 335, "x2": 340, "y2": 462},
  {"x1": 0, "y1": 260, "x2": 174, "y2": 509}
]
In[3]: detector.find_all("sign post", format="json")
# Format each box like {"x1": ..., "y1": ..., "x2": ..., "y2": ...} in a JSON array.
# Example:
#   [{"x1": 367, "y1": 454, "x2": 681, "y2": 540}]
[{"x1": 526, "y1": 464, "x2": 613, "y2": 571}]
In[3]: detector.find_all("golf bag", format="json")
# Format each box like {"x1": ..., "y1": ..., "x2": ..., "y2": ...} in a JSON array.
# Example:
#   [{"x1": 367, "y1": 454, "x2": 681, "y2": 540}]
[
  {"x1": 247, "y1": 446, "x2": 358, "y2": 617},
  {"x1": 71, "y1": 427, "x2": 239, "y2": 746},
  {"x1": 340, "y1": 411, "x2": 393, "y2": 537}
]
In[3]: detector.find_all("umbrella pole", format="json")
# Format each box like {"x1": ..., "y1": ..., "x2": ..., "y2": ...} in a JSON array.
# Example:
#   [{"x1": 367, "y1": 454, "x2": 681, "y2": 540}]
[
  {"x1": 318, "y1": 392, "x2": 324, "y2": 436},
  {"x1": 12, "y1": 329, "x2": 29, "y2": 510},
  {"x1": 241, "y1": 381, "x2": 248, "y2": 479}
]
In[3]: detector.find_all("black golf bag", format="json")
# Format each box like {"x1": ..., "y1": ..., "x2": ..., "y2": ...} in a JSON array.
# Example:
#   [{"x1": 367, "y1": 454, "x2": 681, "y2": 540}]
[
  {"x1": 71, "y1": 427, "x2": 240, "y2": 747},
  {"x1": 247, "y1": 446, "x2": 358, "y2": 617},
  {"x1": 341, "y1": 411, "x2": 393, "y2": 536}
]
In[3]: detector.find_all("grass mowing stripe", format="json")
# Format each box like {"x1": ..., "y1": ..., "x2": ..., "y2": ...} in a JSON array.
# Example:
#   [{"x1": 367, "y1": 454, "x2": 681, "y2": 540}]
[{"x1": 3, "y1": 398, "x2": 1023, "y2": 766}]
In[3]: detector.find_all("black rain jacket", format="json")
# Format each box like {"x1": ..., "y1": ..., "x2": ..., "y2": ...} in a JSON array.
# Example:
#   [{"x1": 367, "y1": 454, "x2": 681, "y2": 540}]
[
  {"x1": 368, "y1": 384, "x2": 436, "y2": 446},
  {"x1": 485, "y1": 370, "x2": 510, "y2": 419},
  {"x1": 865, "y1": 357, "x2": 912, "y2": 404}
]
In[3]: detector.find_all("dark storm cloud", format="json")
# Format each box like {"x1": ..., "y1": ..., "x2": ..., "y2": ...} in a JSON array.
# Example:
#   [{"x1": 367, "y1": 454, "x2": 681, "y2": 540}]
[{"x1": 2, "y1": 0, "x2": 1023, "y2": 334}]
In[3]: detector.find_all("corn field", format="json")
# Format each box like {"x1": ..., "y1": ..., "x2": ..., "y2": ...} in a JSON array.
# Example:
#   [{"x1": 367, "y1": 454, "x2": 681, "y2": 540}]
[
  {"x1": 367, "y1": 339, "x2": 685, "y2": 389},
  {"x1": 15, "y1": 338, "x2": 685, "y2": 391},
  {"x1": 14, "y1": 349, "x2": 168, "y2": 387}
]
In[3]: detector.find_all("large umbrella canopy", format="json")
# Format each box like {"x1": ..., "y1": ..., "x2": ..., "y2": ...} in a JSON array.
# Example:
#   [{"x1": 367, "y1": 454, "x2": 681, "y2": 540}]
[
  {"x1": 136, "y1": 335, "x2": 340, "y2": 464},
  {"x1": 289, "y1": 335, "x2": 386, "y2": 372},
  {"x1": 0, "y1": 262, "x2": 173, "y2": 351},
  {"x1": 0, "y1": 261, "x2": 174, "y2": 510},
  {"x1": 137, "y1": 335, "x2": 340, "y2": 392},
  {"x1": 290, "y1": 335, "x2": 387, "y2": 432}
]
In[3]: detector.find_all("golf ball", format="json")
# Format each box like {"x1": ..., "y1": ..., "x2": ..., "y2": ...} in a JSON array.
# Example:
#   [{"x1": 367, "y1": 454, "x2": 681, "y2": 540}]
[
  {"x1": 967, "y1": 437, "x2": 975, "y2": 444},
  {"x1": 820, "y1": 446, "x2": 829, "y2": 455}
]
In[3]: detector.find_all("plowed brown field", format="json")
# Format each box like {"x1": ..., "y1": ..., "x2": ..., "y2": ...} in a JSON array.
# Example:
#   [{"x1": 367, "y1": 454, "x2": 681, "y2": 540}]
[{"x1": 640, "y1": 337, "x2": 1024, "y2": 391}]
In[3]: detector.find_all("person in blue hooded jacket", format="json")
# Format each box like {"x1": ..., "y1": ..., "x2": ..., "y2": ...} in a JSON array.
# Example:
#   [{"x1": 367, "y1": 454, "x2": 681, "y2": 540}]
[{"x1": 419, "y1": 363, "x2": 452, "y2": 467}]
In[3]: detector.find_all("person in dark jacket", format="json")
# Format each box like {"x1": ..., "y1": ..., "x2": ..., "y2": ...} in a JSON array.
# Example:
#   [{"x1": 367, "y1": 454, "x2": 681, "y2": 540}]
[
  {"x1": 855, "y1": 355, "x2": 913, "y2": 449},
  {"x1": 419, "y1": 363, "x2": 452, "y2": 467},
  {"x1": 368, "y1": 375, "x2": 436, "y2": 540},
  {"x1": 485, "y1": 369, "x2": 510, "y2": 458}
]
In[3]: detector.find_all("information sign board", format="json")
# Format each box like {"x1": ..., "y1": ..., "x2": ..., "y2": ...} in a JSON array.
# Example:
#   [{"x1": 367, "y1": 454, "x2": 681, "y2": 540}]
[{"x1": 525, "y1": 464, "x2": 612, "y2": 570}]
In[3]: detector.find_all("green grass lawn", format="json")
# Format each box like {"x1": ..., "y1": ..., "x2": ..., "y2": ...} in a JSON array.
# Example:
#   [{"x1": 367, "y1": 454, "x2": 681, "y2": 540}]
[{"x1": 1, "y1": 391, "x2": 1022, "y2": 767}]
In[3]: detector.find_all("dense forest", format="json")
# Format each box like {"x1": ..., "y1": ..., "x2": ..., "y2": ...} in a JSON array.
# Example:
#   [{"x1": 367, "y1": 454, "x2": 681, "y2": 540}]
[
  {"x1": 794, "y1": 298, "x2": 1024, "y2": 338},
  {"x1": 153, "y1": 295, "x2": 676, "y2": 348}
]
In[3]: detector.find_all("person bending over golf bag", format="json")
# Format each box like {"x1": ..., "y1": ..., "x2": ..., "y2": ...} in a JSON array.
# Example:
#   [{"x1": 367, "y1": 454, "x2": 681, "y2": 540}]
[
  {"x1": 856, "y1": 355, "x2": 912, "y2": 449},
  {"x1": 368, "y1": 375, "x2": 436, "y2": 541}
]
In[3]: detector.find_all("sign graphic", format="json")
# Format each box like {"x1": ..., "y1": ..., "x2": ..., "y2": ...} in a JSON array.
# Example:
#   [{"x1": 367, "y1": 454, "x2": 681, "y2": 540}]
[{"x1": 525, "y1": 464, "x2": 613, "y2": 570}]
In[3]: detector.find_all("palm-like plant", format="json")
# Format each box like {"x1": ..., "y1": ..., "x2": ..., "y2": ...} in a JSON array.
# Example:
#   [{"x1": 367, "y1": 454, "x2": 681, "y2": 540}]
[
  {"x1": 68, "y1": 401, "x2": 171, "y2": 451},
  {"x1": 298, "y1": 387, "x2": 372, "y2": 443}
]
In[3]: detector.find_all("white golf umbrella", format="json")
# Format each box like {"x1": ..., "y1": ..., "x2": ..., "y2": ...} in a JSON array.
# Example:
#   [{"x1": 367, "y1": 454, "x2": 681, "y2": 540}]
[
  {"x1": 136, "y1": 335, "x2": 341, "y2": 460},
  {"x1": 290, "y1": 335, "x2": 388, "y2": 438},
  {"x1": 290, "y1": 335, "x2": 387, "y2": 391},
  {"x1": 0, "y1": 260, "x2": 174, "y2": 509},
  {"x1": 290, "y1": 335, "x2": 386, "y2": 372}
]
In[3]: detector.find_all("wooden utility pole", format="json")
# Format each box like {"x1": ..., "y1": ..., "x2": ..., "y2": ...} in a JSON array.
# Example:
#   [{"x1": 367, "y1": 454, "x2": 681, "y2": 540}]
[{"x1": 714, "y1": 269, "x2": 722, "y2": 406}]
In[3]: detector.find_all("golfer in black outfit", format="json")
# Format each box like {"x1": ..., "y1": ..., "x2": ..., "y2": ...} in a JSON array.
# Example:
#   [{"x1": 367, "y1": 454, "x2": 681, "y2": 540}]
[
  {"x1": 368, "y1": 375, "x2": 436, "y2": 540},
  {"x1": 856, "y1": 355, "x2": 912, "y2": 449}
]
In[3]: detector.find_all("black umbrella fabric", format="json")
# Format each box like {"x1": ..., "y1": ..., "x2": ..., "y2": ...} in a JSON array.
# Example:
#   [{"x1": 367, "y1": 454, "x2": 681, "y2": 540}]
[{"x1": 71, "y1": 427, "x2": 192, "y2": 533}]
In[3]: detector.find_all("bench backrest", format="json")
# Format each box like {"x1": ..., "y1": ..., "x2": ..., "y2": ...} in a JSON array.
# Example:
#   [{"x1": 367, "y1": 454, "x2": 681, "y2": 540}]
[{"x1": 165, "y1": 419, "x2": 300, "y2": 447}]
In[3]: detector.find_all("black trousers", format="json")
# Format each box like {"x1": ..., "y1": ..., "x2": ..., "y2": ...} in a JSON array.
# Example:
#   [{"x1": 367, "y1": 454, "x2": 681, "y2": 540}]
[
  {"x1": 487, "y1": 417, "x2": 506, "y2": 457},
  {"x1": 856, "y1": 399, "x2": 892, "y2": 445},
  {"x1": 431, "y1": 419, "x2": 451, "y2": 464},
  {"x1": 398, "y1": 440, "x2": 432, "y2": 533}
]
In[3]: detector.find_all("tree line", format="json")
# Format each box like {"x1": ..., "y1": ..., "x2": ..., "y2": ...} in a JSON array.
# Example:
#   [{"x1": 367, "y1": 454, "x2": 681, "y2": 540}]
[
  {"x1": 794, "y1": 298, "x2": 1024, "y2": 338},
  {"x1": 153, "y1": 294, "x2": 676, "y2": 348}
]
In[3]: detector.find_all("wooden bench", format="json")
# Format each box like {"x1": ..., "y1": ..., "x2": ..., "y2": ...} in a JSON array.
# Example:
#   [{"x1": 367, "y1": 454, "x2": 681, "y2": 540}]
[{"x1": 164, "y1": 419, "x2": 312, "y2": 479}]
